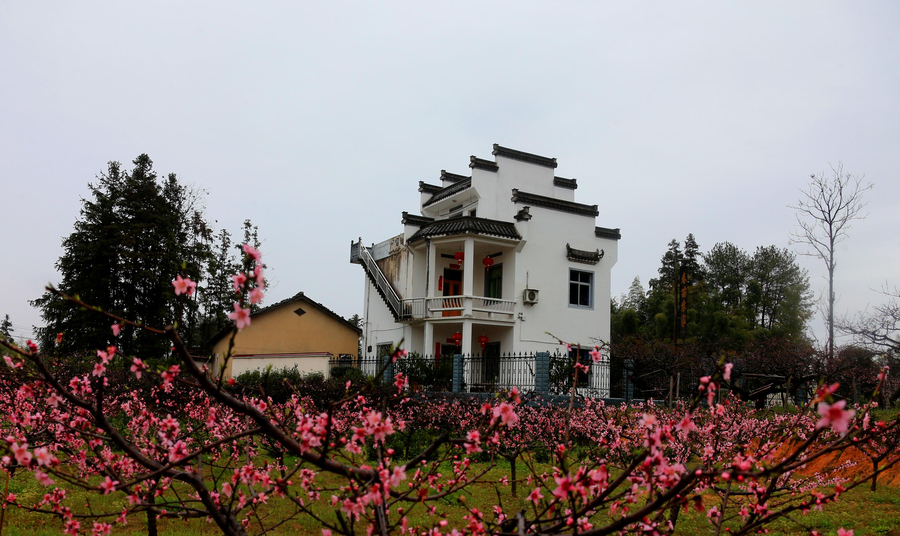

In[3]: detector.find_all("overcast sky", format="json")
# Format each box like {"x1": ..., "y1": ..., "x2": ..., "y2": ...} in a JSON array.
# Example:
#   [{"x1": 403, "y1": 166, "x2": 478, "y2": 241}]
[{"x1": 2, "y1": 1, "x2": 898, "y2": 348}]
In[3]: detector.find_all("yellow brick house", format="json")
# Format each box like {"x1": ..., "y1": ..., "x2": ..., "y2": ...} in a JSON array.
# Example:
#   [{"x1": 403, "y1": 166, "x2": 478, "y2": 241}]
[{"x1": 208, "y1": 292, "x2": 361, "y2": 380}]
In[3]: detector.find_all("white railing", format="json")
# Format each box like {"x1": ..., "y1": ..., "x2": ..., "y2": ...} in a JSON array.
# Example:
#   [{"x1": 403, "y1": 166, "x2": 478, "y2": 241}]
[
  {"x1": 401, "y1": 298, "x2": 426, "y2": 319},
  {"x1": 399, "y1": 296, "x2": 516, "y2": 320},
  {"x1": 472, "y1": 297, "x2": 516, "y2": 315}
]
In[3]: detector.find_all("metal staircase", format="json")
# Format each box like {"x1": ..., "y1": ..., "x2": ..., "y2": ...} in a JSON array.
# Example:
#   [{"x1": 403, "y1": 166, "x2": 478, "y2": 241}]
[{"x1": 351, "y1": 239, "x2": 402, "y2": 320}]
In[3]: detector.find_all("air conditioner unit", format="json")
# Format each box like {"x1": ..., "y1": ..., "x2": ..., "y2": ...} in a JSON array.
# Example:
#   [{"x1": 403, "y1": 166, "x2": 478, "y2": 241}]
[{"x1": 523, "y1": 288, "x2": 539, "y2": 305}]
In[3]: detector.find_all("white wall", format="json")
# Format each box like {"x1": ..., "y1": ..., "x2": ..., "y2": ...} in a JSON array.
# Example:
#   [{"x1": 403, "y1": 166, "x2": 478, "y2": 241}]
[{"x1": 230, "y1": 354, "x2": 331, "y2": 378}]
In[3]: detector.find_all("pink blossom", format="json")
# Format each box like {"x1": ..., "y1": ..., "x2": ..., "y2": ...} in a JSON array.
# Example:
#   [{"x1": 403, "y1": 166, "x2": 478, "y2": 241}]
[
  {"x1": 249, "y1": 288, "x2": 265, "y2": 305},
  {"x1": 254, "y1": 265, "x2": 265, "y2": 287},
  {"x1": 817, "y1": 400, "x2": 855, "y2": 434},
  {"x1": 242, "y1": 243, "x2": 262, "y2": 262},
  {"x1": 11, "y1": 442, "x2": 32, "y2": 465},
  {"x1": 35, "y1": 470, "x2": 54, "y2": 486},
  {"x1": 231, "y1": 273, "x2": 248, "y2": 292},
  {"x1": 99, "y1": 476, "x2": 119, "y2": 495},
  {"x1": 228, "y1": 303, "x2": 252, "y2": 330},
  {"x1": 640, "y1": 413, "x2": 658, "y2": 428},
  {"x1": 528, "y1": 487, "x2": 544, "y2": 504},
  {"x1": 63, "y1": 519, "x2": 80, "y2": 536},
  {"x1": 838, "y1": 529, "x2": 854, "y2": 536},
  {"x1": 814, "y1": 382, "x2": 840, "y2": 403},
  {"x1": 130, "y1": 357, "x2": 147, "y2": 379},
  {"x1": 492, "y1": 402, "x2": 519, "y2": 427},
  {"x1": 675, "y1": 413, "x2": 697, "y2": 432},
  {"x1": 111, "y1": 323, "x2": 121, "y2": 336},
  {"x1": 589, "y1": 347, "x2": 602, "y2": 363},
  {"x1": 389, "y1": 467, "x2": 406, "y2": 488},
  {"x1": 34, "y1": 447, "x2": 53, "y2": 467},
  {"x1": 464, "y1": 430, "x2": 482, "y2": 454},
  {"x1": 552, "y1": 475, "x2": 573, "y2": 499},
  {"x1": 723, "y1": 363, "x2": 734, "y2": 380},
  {"x1": 92, "y1": 362, "x2": 106, "y2": 377},
  {"x1": 91, "y1": 522, "x2": 112, "y2": 536},
  {"x1": 172, "y1": 275, "x2": 196, "y2": 296}
]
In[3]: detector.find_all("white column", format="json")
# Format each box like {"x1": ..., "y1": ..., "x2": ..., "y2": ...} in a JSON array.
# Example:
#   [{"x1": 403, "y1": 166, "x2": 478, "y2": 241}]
[
  {"x1": 426, "y1": 240, "x2": 437, "y2": 299},
  {"x1": 462, "y1": 319, "x2": 473, "y2": 357},
  {"x1": 424, "y1": 322, "x2": 434, "y2": 357},
  {"x1": 463, "y1": 238, "x2": 475, "y2": 315}
]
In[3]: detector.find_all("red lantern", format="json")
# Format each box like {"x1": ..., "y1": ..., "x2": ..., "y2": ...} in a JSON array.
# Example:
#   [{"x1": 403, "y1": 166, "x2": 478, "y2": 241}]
[
  {"x1": 482, "y1": 256, "x2": 494, "y2": 270},
  {"x1": 438, "y1": 275, "x2": 443, "y2": 291},
  {"x1": 454, "y1": 251, "x2": 464, "y2": 262},
  {"x1": 477, "y1": 335, "x2": 489, "y2": 349},
  {"x1": 451, "y1": 332, "x2": 463, "y2": 346}
]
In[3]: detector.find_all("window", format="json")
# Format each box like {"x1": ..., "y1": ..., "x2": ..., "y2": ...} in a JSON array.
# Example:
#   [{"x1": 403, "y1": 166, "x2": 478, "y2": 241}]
[
  {"x1": 376, "y1": 343, "x2": 393, "y2": 359},
  {"x1": 484, "y1": 263, "x2": 502, "y2": 299},
  {"x1": 569, "y1": 269, "x2": 593, "y2": 308}
]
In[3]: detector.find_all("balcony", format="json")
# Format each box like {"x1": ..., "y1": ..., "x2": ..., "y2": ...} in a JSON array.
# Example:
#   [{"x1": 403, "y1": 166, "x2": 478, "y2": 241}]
[{"x1": 400, "y1": 295, "x2": 516, "y2": 321}]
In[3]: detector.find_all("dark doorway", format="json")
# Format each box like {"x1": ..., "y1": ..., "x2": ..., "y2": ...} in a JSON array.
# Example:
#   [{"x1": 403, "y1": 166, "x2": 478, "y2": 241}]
[
  {"x1": 443, "y1": 268, "x2": 462, "y2": 317},
  {"x1": 482, "y1": 341, "x2": 501, "y2": 388}
]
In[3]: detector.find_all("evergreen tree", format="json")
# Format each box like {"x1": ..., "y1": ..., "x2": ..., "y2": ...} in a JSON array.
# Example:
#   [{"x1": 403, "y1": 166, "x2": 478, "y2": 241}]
[
  {"x1": 31, "y1": 156, "x2": 252, "y2": 359},
  {"x1": 703, "y1": 242, "x2": 750, "y2": 315},
  {"x1": 0, "y1": 314, "x2": 13, "y2": 340},
  {"x1": 746, "y1": 246, "x2": 813, "y2": 337}
]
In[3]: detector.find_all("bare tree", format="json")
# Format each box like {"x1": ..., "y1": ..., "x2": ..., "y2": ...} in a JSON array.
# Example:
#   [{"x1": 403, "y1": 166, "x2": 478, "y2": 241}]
[
  {"x1": 840, "y1": 285, "x2": 900, "y2": 354},
  {"x1": 788, "y1": 163, "x2": 873, "y2": 360},
  {"x1": 839, "y1": 285, "x2": 900, "y2": 404}
]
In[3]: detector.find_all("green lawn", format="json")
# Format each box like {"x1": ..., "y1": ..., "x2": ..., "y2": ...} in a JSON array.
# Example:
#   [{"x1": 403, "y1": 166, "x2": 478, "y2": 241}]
[{"x1": 2, "y1": 456, "x2": 899, "y2": 535}]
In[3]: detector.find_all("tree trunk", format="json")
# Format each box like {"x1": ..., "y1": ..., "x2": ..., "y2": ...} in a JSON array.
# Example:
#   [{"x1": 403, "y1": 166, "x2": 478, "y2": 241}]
[
  {"x1": 146, "y1": 491, "x2": 158, "y2": 536},
  {"x1": 828, "y1": 243, "x2": 835, "y2": 361},
  {"x1": 507, "y1": 453, "x2": 518, "y2": 498},
  {"x1": 872, "y1": 459, "x2": 879, "y2": 492},
  {"x1": 668, "y1": 501, "x2": 681, "y2": 529}
]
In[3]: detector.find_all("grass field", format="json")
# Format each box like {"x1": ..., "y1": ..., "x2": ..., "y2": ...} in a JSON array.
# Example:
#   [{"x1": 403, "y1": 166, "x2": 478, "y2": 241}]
[{"x1": 2, "y1": 454, "x2": 899, "y2": 536}]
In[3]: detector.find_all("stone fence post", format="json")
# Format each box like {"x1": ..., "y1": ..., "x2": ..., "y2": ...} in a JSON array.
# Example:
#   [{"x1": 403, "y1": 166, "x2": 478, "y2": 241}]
[
  {"x1": 535, "y1": 352, "x2": 550, "y2": 395},
  {"x1": 452, "y1": 354, "x2": 464, "y2": 394}
]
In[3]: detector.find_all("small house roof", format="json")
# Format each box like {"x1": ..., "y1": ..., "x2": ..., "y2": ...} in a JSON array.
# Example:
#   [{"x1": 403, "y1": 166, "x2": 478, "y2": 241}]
[
  {"x1": 208, "y1": 292, "x2": 361, "y2": 346},
  {"x1": 407, "y1": 216, "x2": 521, "y2": 244}
]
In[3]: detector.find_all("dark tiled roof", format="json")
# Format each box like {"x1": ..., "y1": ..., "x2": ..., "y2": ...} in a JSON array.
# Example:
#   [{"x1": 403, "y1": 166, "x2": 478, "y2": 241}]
[
  {"x1": 510, "y1": 189, "x2": 599, "y2": 217},
  {"x1": 418, "y1": 181, "x2": 443, "y2": 195},
  {"x1": 554, "y1": 176, "x2": 577, "y2": 189},
  {"x1": 566, "y1": 243, "x2": 604, "y2": 265},
  {"x1": 493, "y1": 144, "x2": 558, "y2": 169},
  {"x1": 208, "y1": 292, "x2": 361, "y2": 346},
  {"x1": 440, "y1": 170, "x2": 469, "y2": 183},
  {"x1": 469, "y1": 156, "x2": 499, "y2": 172},
  {"x1": 595, "y1": 226, "x2": 622, "y2": 240},
  {"x1": 407, "y1": 216, "x2": 521, "y2": 244},
  {"x1": 401, "y1": 212, "x2": 434, "y2": 227},
  {"x1": 423, "y1": 177, "x2": 473, "y2": 207}
]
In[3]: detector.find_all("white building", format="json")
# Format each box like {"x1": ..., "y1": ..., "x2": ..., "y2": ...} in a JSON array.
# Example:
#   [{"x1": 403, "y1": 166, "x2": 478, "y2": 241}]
[{"x1": 351, "y1": 145, "x2": 619, "y2": 392}]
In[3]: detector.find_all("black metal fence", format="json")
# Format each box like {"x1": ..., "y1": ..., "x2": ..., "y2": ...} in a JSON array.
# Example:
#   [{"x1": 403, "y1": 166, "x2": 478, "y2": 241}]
[{"x1": 329, "y1": 352, "x2": 625, "y2": 399}]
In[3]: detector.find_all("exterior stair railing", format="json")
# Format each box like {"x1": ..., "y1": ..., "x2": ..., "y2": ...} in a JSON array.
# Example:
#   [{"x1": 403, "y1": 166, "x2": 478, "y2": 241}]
[{"x1": 351, "y1": 238, "x2": 403, "y2": 320}]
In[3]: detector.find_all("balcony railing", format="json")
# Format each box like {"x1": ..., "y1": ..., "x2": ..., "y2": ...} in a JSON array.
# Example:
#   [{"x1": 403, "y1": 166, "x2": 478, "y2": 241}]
[{"x1": 400, "y1": 295, "x2": 516, "y2": 320}]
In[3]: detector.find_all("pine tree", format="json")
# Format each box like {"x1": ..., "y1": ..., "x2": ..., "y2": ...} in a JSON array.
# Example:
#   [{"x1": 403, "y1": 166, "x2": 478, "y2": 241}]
[
  {"x1": 33, "y1": 156, "x2": 212, "y2": 358},
  {"x1": 0, "y1": 314, "x2": 13, "y2": 340}
]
